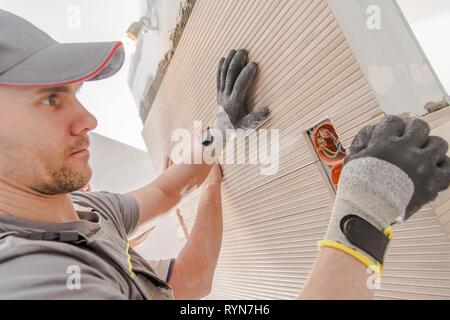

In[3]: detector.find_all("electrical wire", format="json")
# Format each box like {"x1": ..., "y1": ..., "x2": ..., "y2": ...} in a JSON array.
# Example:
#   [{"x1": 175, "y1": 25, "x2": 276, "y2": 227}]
[{"x1": 318, "y1": 129, "x2": 345, "y2": 159}]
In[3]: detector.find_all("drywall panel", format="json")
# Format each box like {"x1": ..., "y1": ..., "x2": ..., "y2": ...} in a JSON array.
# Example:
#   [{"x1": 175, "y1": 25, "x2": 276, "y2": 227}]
[
  {"x1": 433, "y1": 189, "x2": 450, "y2": 240},
  {"x1": 142, "y1": 0, "x2": 450, "y2": 299},
  {"x1": 327, "y1": 0, "x2": 448, "y2": 116},
  {"x1": 425, "y1": 107, "x2": 450, "y2": 240}
]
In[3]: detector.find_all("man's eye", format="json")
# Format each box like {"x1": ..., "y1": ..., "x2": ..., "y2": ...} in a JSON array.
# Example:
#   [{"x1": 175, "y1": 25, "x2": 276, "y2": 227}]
[{"x1": 41, "y1": 94, "x2": 60, "y2": 107}]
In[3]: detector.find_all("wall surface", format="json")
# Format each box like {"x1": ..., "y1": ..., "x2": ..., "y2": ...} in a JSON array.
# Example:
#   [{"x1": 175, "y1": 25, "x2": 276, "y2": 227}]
[
  {"x1": 425, "y1": 108, "x2": 450, "y2": 241},
  {"x1": 142, "y1": 0, "x2": 450, "y2": 299},
  {"x1": 328, "y1": 0, "x2": 448, "y2": 116},
  {"x1": 88, "y1": 133, "x2": 156, "y2": 194},
  {"x1": 397, "y1": 0, "x2": 450, "y2": 93}
]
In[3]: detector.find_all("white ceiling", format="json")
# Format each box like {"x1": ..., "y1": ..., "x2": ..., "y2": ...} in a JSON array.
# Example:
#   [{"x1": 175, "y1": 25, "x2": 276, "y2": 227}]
[
  {"x1": 0, "y1": 0, "x2": 146, "y2": 43},
  {"x1": 397, "y1": 0, "x2": 450, "y2": 94}
]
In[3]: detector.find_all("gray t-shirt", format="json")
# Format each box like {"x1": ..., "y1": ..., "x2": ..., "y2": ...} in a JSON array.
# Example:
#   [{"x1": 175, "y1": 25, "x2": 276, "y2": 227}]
[{"x1": 0, "y1": 191, "x2": 175, "y2": 300}]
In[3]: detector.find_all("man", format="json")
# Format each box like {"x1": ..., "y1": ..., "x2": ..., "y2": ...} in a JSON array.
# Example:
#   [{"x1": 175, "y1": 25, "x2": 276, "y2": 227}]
[
  {"x1": 0, "y1": 9, "x2": 266, "y2": 300},
  {"x1": 1, "y1": 9, "x2": 449, "y2": 300},
  {"x1": 0, "y1": 9, "x2": 220, "y2": 300}
]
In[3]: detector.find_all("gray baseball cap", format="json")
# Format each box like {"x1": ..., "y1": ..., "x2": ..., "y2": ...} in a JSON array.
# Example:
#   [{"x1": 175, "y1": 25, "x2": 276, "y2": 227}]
[{"x1": 0, "y1": 9, "x2": 125, "y2": 87}]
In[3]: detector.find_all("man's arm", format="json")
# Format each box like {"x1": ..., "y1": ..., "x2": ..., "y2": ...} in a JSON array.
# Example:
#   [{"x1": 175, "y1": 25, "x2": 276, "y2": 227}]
[
  {"x1": 168, "y1": 164, "x2": 223, "y2": 299},
  {"x1": 128, "y1": 162, "x2": 213, "y2": 226},
  {"x1": 299, "y1": 248, "x2": 373, "y2": 300}
]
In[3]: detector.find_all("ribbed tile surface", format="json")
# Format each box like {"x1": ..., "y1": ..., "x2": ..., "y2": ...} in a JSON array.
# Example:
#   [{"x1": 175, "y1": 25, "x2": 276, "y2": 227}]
[{"x1": 142, "y1": 0, "x2": 450, "y2": 299}]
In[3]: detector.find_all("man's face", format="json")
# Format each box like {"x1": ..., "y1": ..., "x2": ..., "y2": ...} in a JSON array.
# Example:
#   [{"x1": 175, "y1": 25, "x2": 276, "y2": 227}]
[{"x1": 0, "y1": 82, "x2": 97, "y2": 195}]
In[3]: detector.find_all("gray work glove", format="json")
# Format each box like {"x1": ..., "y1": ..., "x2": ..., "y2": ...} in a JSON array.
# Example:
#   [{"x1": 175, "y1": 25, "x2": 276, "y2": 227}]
[
  {"x1": 202, "y1": 50, "x2": 270, "y2": 156},
  {"x1": 215, "y1": 49, "x2": 269, "y2": 134},
  {"x1": 321, "y1": 115, "x2": 450, "y2": 272}
]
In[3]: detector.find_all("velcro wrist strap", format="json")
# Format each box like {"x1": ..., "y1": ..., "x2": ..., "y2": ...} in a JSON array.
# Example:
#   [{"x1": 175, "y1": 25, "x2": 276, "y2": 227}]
[{"x1": 340, "y1": 215, "x2": 391, "y2": 264}]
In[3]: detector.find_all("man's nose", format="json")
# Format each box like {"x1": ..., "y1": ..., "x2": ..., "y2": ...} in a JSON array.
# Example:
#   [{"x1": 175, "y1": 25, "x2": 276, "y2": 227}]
[{"x1": 70, "y1": 100, "x2": 98, "y2": 136}]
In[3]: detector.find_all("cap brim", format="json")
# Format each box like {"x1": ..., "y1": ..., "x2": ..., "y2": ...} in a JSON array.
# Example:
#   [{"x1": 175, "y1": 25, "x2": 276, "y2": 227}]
[{"x1": 0, "y1": 41, "x2": 124, "y2": 87}]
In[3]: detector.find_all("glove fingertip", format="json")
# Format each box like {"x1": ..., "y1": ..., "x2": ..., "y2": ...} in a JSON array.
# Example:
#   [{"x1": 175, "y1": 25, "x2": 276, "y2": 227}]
[
  {"x1": 236, "y1": 49, "x2": 248, "y2": 60},
  {"x1": 257, "y1": 106, "x2": 270, "y2": 115},
  {"x1": 217, "y1": 57, "x2": 226, "y2": 90}
]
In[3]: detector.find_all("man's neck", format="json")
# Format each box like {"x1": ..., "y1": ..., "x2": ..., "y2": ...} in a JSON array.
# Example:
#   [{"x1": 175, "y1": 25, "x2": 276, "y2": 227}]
[{"x1": 0, "y1": 179, "x2": 80, "y2": 224}]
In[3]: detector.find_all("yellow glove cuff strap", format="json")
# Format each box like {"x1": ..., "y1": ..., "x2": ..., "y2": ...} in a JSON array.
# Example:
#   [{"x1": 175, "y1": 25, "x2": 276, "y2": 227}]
[{"x1": 318, "y1": 227, "x2": 393, "y2": 278}]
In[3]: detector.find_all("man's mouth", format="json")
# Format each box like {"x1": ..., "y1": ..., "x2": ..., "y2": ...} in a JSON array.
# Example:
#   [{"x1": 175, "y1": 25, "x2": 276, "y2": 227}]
[
  {"x1": 70, "y1": 143, "x2": 90, "y2": 157},
  {"x1": 71, "y1": 149, "x2": 89, "y2": 156}
]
